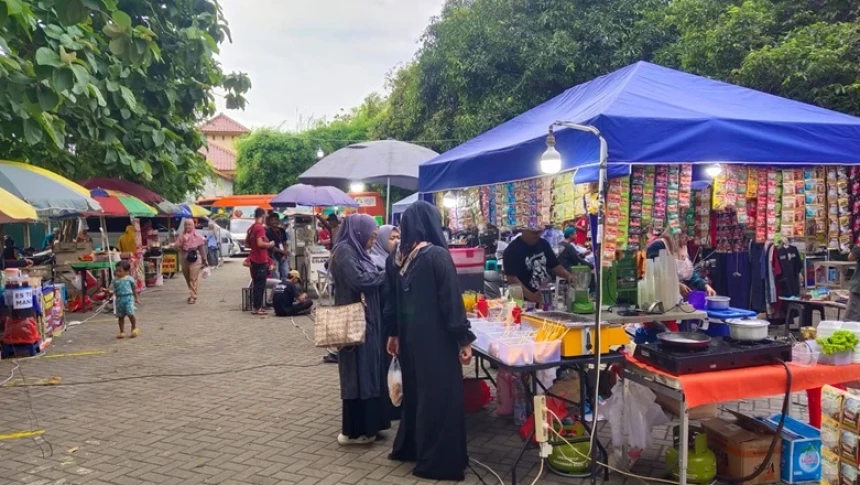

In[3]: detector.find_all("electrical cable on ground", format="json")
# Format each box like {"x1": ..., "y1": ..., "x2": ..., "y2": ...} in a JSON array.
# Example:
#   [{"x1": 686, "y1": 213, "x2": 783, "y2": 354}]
[
  {"x1": 0, "y1": 361, "x2": 20, "y2": 387},
  {"x1": 529, "y1": 459, "x2": 544, "y2": 485},
  {"x1": 469, "y1": 458, "x2": 505, "y2": 485},
  {"x1": 1, "y1": 361, "x2": 325, "y2": 388},
  {"x1": 15, "y1": 364, "x2": 53, "y2": 459}
]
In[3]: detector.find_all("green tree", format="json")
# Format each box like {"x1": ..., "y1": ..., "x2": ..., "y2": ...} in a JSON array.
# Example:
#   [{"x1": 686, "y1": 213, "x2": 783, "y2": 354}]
[
  {"x1": 233, "y1": 130, "x2": 316, "y2": 195},
  {"x1": 375, "y1": 0, "x2": 668, "y2": 152},
  {"x1": 0, "y1": 0, "x2": 251, "y2": 201},
  {"x1": 234, "y1": 94, "x2": 392, "y2": 195}
]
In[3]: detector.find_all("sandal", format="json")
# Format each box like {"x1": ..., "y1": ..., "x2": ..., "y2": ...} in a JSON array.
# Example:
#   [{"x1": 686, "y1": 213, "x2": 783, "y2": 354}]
[
  {"x1": 116, "y1": 332, "x2": 125, "y2": 339},
  {"x1": 187, "y1": 297, "x2": 193, "y2": 304},
  {"x1": 130, "y1": 328, "x2": 140, "y2": 338}
]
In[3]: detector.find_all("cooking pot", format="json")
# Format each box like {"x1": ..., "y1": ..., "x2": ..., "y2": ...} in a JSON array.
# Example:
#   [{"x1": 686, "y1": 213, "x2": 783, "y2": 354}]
[
  {"x1": 726, "y1": 319, "x2": 769, "y2": 341},
  {"x1": 705, "y1": 296, "x2": 730, "y2": 310}
]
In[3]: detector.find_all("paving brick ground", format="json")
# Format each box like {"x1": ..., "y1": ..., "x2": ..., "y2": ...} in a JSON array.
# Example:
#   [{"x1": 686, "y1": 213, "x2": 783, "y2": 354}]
[{"x1": 0, "y1": 261, "x2": 801, "y2": 485}]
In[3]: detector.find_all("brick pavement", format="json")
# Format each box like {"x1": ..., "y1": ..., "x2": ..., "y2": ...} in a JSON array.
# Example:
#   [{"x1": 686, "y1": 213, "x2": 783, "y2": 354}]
[{"x1": 0, "y1": 261, "x2": 800, "y2": 485}]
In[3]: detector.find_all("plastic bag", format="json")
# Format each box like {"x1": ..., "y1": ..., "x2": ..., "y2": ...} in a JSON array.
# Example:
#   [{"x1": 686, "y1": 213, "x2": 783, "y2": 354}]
[
  {"x1": 388, "y1": 357, "x2": 403, "y2": 407},
  {"x1": 602, "y1": 380, "x2": 669, "y2": 451},
  {"x1": 201, "y1": 267, "x2": 211, "y2": 280}
]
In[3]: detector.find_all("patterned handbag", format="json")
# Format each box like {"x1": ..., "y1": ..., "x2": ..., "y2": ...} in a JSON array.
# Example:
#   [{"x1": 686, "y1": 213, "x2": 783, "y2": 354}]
[{"x1": 312, "y1": 295, "x2": 366, "y2": 348}]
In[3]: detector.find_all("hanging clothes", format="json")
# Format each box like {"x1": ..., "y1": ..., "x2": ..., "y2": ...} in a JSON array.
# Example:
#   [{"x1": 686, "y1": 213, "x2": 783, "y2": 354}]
[
  {"x1": 726, "y1": 251, "x2": 751, "y2": 310},
  {"x1": 710, "y1": 253, "x2": 730, "y2": 298},
  {"x1": 748, "y1": 242, "x2": 767, "y2": 313},
  {"x1": 777, "y1": 244, "x2": 803, "y2": 297}
]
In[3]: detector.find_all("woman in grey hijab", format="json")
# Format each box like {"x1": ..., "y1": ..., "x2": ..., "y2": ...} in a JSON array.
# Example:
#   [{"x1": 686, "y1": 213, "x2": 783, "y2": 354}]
[
  {"x1": 369, "y1": 225, "x2": 400, "y2": 270},
  {"x1": 328, "y1": 214, "x2": 390, "y2": 445}
]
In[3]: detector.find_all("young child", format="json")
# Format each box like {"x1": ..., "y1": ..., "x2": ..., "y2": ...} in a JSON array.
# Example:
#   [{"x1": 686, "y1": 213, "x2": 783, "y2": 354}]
[{"x1": 108, "y1": 260, "x2": 140, "y2": 339}]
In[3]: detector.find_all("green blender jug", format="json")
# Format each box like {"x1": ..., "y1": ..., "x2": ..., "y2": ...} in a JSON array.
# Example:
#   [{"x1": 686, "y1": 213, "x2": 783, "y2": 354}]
[{"x1": 569, "y1": 265, "x2": 594, "y2": 314}]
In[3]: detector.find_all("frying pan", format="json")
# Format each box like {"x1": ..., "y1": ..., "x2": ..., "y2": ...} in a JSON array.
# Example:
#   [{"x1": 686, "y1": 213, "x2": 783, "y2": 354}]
[{"x1": 656, "y1": 332, "x2": 712, "y2": 349}]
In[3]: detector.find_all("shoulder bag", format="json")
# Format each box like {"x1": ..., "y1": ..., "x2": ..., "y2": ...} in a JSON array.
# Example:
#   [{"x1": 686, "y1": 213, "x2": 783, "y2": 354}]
[{"x1": 311, "y1": 250, "x2": 366, "y2": 348}]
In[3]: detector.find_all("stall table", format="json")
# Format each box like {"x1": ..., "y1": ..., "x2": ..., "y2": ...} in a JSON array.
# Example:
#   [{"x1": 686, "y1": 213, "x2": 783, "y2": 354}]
[
  {"x1": 779, "y1": 296, "x2": 847, "y2": 333},
  {"x1": 585, "y1": 308, "x2": 707, "y2": 326},
  {"x1": 69, "y1": 261, "x2": 115, "y2": 312},
  {"x1": 623, "y1": 354, "x2": 860, "y2": 485},
  {"x1": 472, "y1": 348, "x2": 624, "y2": 485}
]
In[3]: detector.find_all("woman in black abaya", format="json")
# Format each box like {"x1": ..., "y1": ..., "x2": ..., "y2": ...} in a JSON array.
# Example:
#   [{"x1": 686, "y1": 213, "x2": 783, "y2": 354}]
[
  {"x1": 384, "y1": 201, "x2": 475, "y2": 481},
  {"x1": 329, "y1": 214, "x2": 390, "y2": 445}
]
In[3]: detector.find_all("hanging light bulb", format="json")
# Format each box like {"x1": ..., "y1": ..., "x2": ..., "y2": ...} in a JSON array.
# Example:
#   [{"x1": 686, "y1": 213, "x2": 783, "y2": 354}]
[
  {"x1": 539, "y1": 131, "x2": 562, "y2": 174},
  {"x1": 442, "y1": 191, "x2": 457, "y2": 208},
  {"x1": 316, "y1": 147, "x2": 325, "y2": 159},
  {"x1": 705, "y1": 163, "x2": 723, "y2": 178},
  {"x1": 349, "y1": 182, "x2": 365, "y2": 193}
]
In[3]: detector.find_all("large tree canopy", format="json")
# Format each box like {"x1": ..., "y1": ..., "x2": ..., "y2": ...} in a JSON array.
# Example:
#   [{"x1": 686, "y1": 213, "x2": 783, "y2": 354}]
[
  {"x1": 370, "y1": 0, "x2": 860, "y2": 153},
  {"x1": 0, "y1": 0, "x2": 250, "y2": 201}
]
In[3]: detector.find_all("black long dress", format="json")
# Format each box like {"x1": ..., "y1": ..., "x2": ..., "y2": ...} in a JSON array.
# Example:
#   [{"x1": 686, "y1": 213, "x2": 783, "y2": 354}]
[
  {"x1": 385, "y1": 245, "x2": 475, "y2": 481},
  {"x1": 329, "y1": 244, "x2": 391, "y2": 439}
]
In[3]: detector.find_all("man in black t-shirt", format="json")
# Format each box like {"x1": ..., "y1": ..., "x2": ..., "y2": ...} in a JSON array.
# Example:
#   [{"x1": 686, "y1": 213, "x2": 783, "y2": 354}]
[
  {"x1": 503, "y1": 227, "x2": 573, "y2": 304},
  {"x1": 272, "y1": 270, "x2": 313, "y2": 316},
  {"x1": 265, "y1": 213, "x2": 289, "y2": 279}
]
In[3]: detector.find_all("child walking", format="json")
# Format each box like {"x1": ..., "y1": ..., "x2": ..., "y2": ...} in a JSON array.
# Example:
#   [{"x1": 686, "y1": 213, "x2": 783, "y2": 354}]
[{"x1": 108, "y1": 260, "x2": 140, "y2": 338}]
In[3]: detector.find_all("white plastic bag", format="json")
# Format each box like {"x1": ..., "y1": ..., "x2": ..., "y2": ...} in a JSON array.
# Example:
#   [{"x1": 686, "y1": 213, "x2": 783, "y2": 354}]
[
  {"x1": 603, "y1": 380, "x2": 669, "y2": 451},
  {"x1": 388, "y1": 357, "x2": 403, "y2": 407},
  {"x1": 201, "y1": 267, "x2": 211, "y2": 280}
]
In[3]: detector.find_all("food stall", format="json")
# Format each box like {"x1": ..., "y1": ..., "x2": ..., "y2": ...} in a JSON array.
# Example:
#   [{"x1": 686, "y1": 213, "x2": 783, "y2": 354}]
[
  {"x1": 421, "y1": 62, "x2": 860, "y2": 485},
  {"x1": 270, "y1": 184, "x2": 358, "y2": 298}
]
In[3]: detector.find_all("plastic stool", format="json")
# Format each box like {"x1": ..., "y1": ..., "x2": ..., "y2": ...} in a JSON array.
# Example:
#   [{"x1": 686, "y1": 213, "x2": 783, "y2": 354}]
[{"x1": 485, "y1": 260, "x2": 498, "y2": 271}]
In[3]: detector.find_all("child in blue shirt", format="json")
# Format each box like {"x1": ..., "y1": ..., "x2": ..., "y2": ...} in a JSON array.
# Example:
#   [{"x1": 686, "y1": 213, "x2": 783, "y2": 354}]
[{"x1": 108, "y1": 260, "x2": 140, "y2": 339}]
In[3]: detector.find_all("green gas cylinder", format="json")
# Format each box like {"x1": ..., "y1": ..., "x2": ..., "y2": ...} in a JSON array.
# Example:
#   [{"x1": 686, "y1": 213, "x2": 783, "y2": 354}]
[
  {"x1": 665, "y1": 425, "x2": 717, "y2": 484},
  {"x1": 547, "y1": 418, "x2": 591, "y2": 476}
]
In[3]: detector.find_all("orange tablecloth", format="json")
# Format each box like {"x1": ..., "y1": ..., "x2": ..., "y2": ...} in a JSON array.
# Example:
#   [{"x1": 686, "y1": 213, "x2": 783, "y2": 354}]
[{"x1": 625, "y1": 354, "x2": 860, "y2": 408}]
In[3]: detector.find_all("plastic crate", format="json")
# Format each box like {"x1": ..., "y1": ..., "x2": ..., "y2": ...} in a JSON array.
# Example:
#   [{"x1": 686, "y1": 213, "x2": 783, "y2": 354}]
[{"x1": 2, "y1": 341, "x2": 40, "y2": 359}]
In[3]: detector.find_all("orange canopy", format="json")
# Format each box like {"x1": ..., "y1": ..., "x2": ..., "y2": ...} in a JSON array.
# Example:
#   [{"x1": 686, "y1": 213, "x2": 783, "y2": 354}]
[{"x1": 211, "y1": 194, "x2": 274, "y2": 210}]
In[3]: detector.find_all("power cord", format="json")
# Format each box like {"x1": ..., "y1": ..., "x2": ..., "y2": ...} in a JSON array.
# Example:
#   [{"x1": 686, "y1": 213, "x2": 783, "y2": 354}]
[
  {"x1": 15, "y1": 364, "x2": 54, "y2": 459},
  {"x1": 1, "y1": 361, "x2": 325, "y2": 388},
  {"x1": 469, "y1": 458, "x2": 505, "y2": 485},
  {"x1": 716, "y1": 358, "x2": 791, "y2": 483},
  {"x1": 0, "y1": 360, "x2": 20, "y2": 386}
]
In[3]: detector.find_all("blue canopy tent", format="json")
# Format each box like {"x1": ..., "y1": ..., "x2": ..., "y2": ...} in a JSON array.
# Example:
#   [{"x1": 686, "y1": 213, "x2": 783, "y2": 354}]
[
  {"x1": 419, "y1": 61, "x2": 860, "y2": 192},
  {"x1": 391, "y1": 193, "x2": 419, "y2": 215}
]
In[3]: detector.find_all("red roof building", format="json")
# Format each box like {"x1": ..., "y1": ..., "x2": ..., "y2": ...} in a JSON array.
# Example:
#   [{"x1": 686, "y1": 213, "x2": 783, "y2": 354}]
[{"x1": 198, "y1": 113, "x2": 250, "y2": 180}]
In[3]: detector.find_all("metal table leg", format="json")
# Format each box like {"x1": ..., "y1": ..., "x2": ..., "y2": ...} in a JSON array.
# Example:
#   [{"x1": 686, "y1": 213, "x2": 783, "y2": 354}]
[{"x1": 679, "y1": 398, "x2": 689, "y2": 485}]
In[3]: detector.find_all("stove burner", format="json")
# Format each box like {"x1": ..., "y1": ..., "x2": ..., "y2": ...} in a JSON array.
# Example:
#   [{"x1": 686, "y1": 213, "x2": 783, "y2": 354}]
[{"x1": 635, "y1": 336, "x2": 793, "y2": 375}]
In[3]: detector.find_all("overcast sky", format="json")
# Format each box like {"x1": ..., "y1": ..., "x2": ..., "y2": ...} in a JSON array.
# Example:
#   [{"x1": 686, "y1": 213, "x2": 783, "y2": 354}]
[{"x1": 213, "y1": 0, "x2": 444, "y2": 130}]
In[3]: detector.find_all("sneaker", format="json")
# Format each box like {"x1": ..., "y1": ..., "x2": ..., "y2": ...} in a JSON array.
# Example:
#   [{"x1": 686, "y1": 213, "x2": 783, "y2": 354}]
[{"x1": 337, "y1": 434, "x2": 375, "y2": 446}]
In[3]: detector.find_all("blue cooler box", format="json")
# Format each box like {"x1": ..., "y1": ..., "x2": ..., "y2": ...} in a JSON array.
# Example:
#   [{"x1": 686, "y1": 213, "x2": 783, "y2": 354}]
[{"x1": 760, "y1": 414, "x2": 821, "y2": 483}]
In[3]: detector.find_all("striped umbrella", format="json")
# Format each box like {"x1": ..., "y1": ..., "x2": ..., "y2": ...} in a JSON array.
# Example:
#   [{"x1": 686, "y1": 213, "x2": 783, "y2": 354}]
[
  {"x1": 178, "y1": 204, "x2": 211, "y2": 218},
  {"x1": 89, "y1": 189, "x2": 157, "y2": 218},
  {"x1": 0, "y1": 186, "x2": 38, "y2": 223},
  {"x1": 0, "y1": 160, "x2": 101, "y2": 217}
]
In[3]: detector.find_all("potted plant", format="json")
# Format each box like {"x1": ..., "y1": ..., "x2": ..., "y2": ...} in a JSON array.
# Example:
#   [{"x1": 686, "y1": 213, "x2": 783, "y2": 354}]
[{"x1": 816, "y1": 330, "x2": 859, "y2": 366}]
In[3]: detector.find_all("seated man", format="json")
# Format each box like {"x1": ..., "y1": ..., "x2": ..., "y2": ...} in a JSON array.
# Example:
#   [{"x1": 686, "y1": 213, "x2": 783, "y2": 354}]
[{"x1": 272, "y1": 270, "x2": 313, "y2": 316}]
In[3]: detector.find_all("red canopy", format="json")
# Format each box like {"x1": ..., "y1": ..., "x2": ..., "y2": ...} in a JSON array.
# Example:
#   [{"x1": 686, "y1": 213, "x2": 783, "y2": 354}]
[{"x1": 80, "y1": 178, "x2": 165, "y2": 204}]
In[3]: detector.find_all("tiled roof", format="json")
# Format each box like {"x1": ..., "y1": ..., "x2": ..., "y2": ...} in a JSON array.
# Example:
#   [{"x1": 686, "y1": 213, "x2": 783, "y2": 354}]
[
  {"x1": 198, "y1": 113, "x2": 250, "y2": 134},
  {"x1": 199, "y1": 143, "x2": 237, "y2": 172}
]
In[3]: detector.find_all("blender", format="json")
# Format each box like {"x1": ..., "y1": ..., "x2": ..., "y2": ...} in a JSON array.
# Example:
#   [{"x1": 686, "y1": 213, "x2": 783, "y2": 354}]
[{"x1": 569, "y1": 265, "x2": 594, "y2": 314}]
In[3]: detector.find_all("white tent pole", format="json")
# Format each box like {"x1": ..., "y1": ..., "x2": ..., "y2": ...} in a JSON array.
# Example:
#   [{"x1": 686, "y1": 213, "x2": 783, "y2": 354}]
[{"x1": 386, "y1": 177, "x2": 391, "y2": 224}]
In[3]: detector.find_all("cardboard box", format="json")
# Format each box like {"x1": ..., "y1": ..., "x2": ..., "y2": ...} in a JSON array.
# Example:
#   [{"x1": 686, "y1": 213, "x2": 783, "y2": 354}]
[
  {"x1": 761, "y1": 414, "x2": 822, "y2": 483},
  {"x1": 823, "y1": 385, "x2": 845, "y2": 422},
  {"x1": 655, "y1": 394, "x2": 718, "y2": 420},
  {"x1": 821, "y1": 449, "x2": 839, "y2": 485},
  {"x1": 702, "y1": 413, "x2": 781, "y2": 485},
  {"x1": 822, "y1": 417, "x2": 842, "y2": 457}
]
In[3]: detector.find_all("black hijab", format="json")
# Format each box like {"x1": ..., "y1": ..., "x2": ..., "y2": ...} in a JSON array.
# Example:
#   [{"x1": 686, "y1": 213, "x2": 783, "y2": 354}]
[{"x1": 399, "y1": 201, "x2": 448, "y2": 257}]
